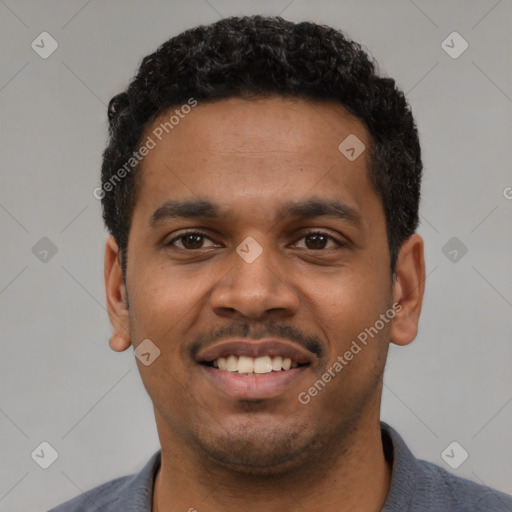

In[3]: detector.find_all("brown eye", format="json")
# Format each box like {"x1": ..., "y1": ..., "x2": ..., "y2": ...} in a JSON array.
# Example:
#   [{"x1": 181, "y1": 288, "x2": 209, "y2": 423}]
[
  {"x1": 167, "y1": 231, "x2": 216, "y2": 250},
  {"x1": 294, "y1": 231, "x2": 345, "y2": 250},
  {"x1": 180, "y1": 233, "x2": 204, "y2": 250},
  {"x1": 305, "y1": 233, "x2": 329, "y2": 250}
]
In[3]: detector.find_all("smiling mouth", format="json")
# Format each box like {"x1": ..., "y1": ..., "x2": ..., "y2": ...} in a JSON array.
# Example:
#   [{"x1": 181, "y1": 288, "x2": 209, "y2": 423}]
[{"x1": 202, "y1": 355, "x2": 310, "y2": 376}]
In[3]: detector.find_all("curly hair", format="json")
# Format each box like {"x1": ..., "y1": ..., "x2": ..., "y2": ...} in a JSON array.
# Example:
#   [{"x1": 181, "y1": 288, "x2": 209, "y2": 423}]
[{"x1": 100, "y1": 15, "x2": 422, "y2": 277}]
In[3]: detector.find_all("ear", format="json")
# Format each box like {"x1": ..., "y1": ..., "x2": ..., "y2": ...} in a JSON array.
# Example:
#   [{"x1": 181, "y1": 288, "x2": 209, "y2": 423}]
[
  {"x1": 104, "y1": 236, "x2": 131, "y2": 352},
  {"x1": 390, "y1": 233, "x2": 425, "y2": 346}
]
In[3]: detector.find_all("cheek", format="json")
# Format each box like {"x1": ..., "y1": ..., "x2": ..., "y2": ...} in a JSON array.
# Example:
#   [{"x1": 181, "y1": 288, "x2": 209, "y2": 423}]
[
  {"x1": 302, "y1": 274, "x2": 390, "y2": 416},
  {"x1": 125, "y1": 266, "x2": 199, "y2": 395},
  {"x1": 304, "y1": 253, "x2": 391, "y2": 370},
  {"x1": 128, "y1": 257, "x2": 209, "y2": 338},
  {"x1": 126, "y1": 267, "x2": 201, "y2": 419},
  {"x1": 310, "y1": 259, "x2": 389, "y2": 327}
]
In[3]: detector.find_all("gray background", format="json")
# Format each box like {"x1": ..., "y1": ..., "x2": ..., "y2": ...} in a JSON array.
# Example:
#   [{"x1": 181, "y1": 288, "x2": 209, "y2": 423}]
[{"x1": 1, "y1": 1, "x2": 511, "y2": 510}]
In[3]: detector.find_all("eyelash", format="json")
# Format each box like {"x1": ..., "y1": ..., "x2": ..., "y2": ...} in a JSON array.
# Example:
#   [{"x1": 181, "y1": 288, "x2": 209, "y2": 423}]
[{"x1": 166, "y1": 229, "x2": 347, "y2": 250}]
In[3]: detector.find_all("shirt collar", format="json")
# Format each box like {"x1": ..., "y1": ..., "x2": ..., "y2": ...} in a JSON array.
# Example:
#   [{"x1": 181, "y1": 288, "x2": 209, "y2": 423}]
[{"x1": 380, "y1": 420, "x2": 419, "y2": 511}]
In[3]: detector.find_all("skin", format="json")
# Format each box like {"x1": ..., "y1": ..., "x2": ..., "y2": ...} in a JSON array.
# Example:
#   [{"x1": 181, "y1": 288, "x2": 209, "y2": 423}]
[{"x1": 105, "y1": 96, "x2": 425, "y2": 512}]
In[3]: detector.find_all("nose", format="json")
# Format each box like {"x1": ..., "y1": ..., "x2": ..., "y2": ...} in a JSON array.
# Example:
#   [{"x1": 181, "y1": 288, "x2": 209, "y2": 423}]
[{"x1": 209, "y1": 238, "x2": 300, "y2": 320}]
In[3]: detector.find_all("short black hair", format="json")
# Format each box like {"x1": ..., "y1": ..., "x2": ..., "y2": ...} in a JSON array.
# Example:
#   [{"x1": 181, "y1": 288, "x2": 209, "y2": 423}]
[{"x1": 100, "y1": 15, "x2": 422, "y2": 277}]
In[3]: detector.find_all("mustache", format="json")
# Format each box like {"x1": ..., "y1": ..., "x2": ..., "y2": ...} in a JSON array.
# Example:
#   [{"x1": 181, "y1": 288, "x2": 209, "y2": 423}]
[{"x1": 188, "y1": 321, "x2": 324, "y2": 361}]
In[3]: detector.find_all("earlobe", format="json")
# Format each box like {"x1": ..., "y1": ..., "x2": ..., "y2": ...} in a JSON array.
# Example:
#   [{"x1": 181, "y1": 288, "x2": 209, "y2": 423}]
[
  {"x1": 104, "y1": 236, "x2": 131, "y2": 352},
  {"x1": 109, "y1": 333, "x2": 131, "y2": 352},
  {"x1": 390, "y1": 234, "x2": 425, "y2": 347}
]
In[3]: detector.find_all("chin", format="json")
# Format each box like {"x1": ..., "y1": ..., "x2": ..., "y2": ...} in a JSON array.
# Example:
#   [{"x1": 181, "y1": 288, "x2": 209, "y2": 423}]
[{"x1": 193, "y1": 422, "x2": 315, "y2": 475}]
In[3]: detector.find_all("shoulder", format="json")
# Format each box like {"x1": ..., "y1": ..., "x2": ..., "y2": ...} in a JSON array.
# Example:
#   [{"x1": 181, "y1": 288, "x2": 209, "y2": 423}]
[
  {"x1": 47, "y1": 475, "x2": 132, "y2": 512},
  {"x1": 47, "y1": 450, "x2": 161, "y2": 512},
  {"x1": 381, "y1": 422, "x2": 512, "y2": 512},
  {"x1": 414, "y1": 457, "x2": 512, "y2": 512}
]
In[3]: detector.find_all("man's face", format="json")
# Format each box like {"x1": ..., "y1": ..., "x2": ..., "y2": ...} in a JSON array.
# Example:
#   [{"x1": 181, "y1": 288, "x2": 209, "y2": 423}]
[{"x1": 116, "y1": 97, "x2": 397, "y2": 472}]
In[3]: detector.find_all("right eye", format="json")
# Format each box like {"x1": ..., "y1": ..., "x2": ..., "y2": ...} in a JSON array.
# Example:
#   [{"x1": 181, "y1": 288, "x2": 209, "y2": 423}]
[{"x1": 166, "y1": 230, "x2": 218, "y2": 250}]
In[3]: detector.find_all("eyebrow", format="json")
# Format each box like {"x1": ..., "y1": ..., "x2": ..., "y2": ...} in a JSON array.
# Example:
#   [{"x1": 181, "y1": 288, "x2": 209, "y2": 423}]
[{"x1": 149, "y1": 198, "x2": 363, "y2": 228}]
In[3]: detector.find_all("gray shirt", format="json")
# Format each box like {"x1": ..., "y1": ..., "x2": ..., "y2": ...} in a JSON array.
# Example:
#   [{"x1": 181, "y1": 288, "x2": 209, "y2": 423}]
[{"x1": 48, "y1": 421, "x2": 512, "y2": 511}]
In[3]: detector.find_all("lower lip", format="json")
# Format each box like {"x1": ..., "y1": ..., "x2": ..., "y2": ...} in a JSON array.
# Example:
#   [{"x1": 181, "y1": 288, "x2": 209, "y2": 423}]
[{"x1": 200, "y1": 364, "x2": 310, "y2": 400}]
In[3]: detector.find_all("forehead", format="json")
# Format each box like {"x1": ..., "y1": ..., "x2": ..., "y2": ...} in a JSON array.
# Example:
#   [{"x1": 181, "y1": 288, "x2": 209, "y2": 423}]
[
  {"x1": 144, "y1": 96, "x2": 368, "y2": 158},
  {"x1": 134, "y1": 96, "x2": 381, "y2": 230}
]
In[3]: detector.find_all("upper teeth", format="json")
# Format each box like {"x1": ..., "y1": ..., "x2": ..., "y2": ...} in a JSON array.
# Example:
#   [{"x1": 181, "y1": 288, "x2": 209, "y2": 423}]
[{"x1": 213, "y1": 355, "x2": 298, "y2": 374}]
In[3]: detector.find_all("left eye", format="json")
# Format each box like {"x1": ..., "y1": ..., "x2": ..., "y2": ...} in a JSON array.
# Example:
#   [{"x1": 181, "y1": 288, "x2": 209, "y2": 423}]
[
  {"x1": 166, "y1": 231, "x2": 345, "y2": 251},
  {"x1": 293, "y1": 232, "x2": 344, "y2": 250}
]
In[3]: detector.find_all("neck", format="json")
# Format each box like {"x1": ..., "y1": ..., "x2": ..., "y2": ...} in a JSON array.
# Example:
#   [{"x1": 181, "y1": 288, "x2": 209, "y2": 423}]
[{"x1": 152, "y1": 414, "x2": 391, "y2": 512}]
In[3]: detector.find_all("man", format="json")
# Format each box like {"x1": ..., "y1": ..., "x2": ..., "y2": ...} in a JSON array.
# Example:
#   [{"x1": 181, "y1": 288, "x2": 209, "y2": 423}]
[{"x1": 49, "y1": 15, "x2": 512, "y2": 512}]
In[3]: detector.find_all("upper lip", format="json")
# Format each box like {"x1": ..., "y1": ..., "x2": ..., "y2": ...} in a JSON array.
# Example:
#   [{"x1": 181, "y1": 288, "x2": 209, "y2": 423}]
[{"x1": 196, "y1": 338, "x2": 315, "y2": 365}]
